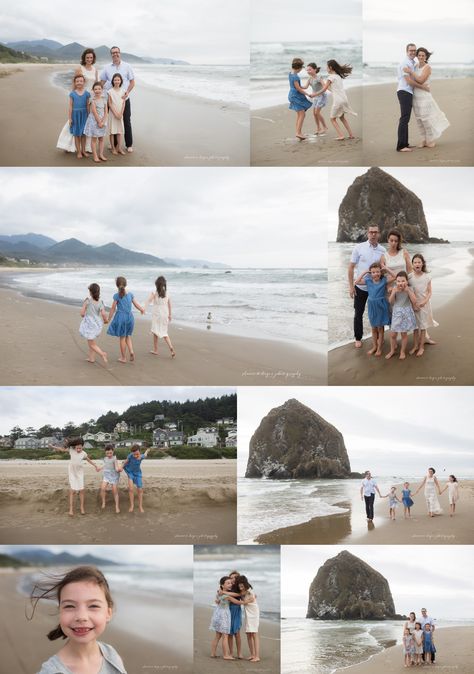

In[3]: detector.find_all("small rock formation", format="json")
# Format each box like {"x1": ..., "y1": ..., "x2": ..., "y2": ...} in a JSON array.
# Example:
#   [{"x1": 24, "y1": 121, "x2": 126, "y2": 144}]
[
  {"x1": 245, "y1": 399, "x2": 351, "y2": 479},
  {"x1": 306, "y1": 550, "x2": 401, "y2": 620},
  {"x1": 337, "y1": 167, "x2": 430, "y2": 243}
]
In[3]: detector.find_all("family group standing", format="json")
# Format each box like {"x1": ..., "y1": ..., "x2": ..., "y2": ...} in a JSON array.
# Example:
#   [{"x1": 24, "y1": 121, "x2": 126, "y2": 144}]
[{"x1": 402, "y1": 608, "x2": 437, "y2": 667}]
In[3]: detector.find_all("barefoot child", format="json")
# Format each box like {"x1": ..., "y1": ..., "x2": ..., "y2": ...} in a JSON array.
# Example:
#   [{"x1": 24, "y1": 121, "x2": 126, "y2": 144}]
[
  {"x1": 312, "y1": 60, "x2": 357, "y2": 140},
  {"x1": 401, "y1": 482, "x2": 414, "y2": 518},
  {"x1": 79, "y1": 283, "x2": 108, "y2": 364},
  {"x1": 440, "y1": 474, "x2": 459, "y2": 516},
  {"x1": 409, "y1": 254, "x2": 438, "y2": 357},
  {"x1": 413, "y1": 622, "x2": 424, "y2": 666},
  {"x1": 386, "y1": 271, "x2": 419, "y2": 360},
  {"x1": 144, "y1": 276, "x2": 176, "y2": 358},
  {"x1": 402, "y1": 627, "x2": 415, "y2": 668},
  {"x1": 305, "y1": 62, "x2": 328, "y2": 135},
  {"x1": 121, "y1": 444, "x2": 151, "y2": 513},
  {"x1": 354, "y1": 263, "x2": 395, "y2": 356},
  {"x1": 101, "y1": 444, "x2": 122, "y2": 513},
  {"x1": 237, "y1": 575, "x2": 260, "y2": 663},
  {"x1": 84, "y1": 81, "x2": 108, "y2": 163},
  {"x1": 107, "y1": 276, "x2": 145, "y2": 363},
  {"x1": 382, "y1": 486, "x2": 401, "y2": 520},
  {"x1": 210, "y1": 576, "x2": 243, "y2": 660},
  {"x1": 288, "y1": 58, "x2": 312, "y2": 140},
  {"x1": 215, "y1": 571, "x2": 244, "y2": 659},
  {"x1": 68, "y1": 74, "x2": 91, "y2": 159},
  {"x1": 48, "y1": 438, "x2": 100, "y2": 516},
  {"x1": 108, "y1": 73, "x2": 126, "y2": 155},
  {"x1": 423, "y1": 623, "x2": 436, "y2": 664},
  {"x1": 30, "y1": 566, "x2": 127, "y2": 674}
]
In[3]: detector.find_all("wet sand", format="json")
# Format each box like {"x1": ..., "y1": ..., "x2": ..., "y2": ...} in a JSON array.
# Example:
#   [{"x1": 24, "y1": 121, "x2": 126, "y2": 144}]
[
  {"x1": 0, "y1": 285, "x2": 325, "y2": 385},
  {"x1": 334, "y1": 626, "x2": 474, "y2": 674},
  {"x1": 0, "y1": 63, "x2": 249, "y2": 167},
  {"x1": 251, "y1": 86, "x2": 362, "y2": 166},
  {"x1": 194, "y1": 605, "x2": 280, "y2": 673},
  {"x1": 363, "y1": 79, "x2": 474, "y2": 166},
  {"x1": 255, "y1": 480, "x2": 474, "y2": 545},
  {"x1": 0, "y1": 460, "x2": 236, "y2": 544},
  {"x1": 0, "y1": 571, "x2": 193, "y2": 673},
  {"x1": 328, "y1": 250, "x2": 474, "y2": 385}
]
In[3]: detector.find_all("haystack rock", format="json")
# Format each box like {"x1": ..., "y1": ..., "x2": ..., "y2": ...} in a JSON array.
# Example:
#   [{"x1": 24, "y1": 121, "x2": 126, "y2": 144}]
[
  {"x1": 337, "y1": 167, "x2": 429, "y2": 243},
  {"x1": 245, "y1": 399, "x2": 351, "y2": 479},
  {"x1": 306, "y1": 550, "x2": 401, "y2": 620}
]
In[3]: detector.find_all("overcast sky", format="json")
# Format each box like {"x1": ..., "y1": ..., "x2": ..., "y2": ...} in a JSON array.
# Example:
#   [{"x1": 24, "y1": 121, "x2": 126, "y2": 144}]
[
  {"x1": 237, "y1": 387, "x2": 474, "y2": 476},
  {"x1": 0, "y1": 168, "x2": 327, "y2": 268},
  {"x1": 328, "y1": 167, "x2": 474, "y2": 241},
  {"x1": 364, "y1": 0, "x2": 473, "y2": 63},
  {"x1": 252, "y1": 0, "x2": 362, "y2": 42},
  {"x1": 0, "y1": 386, "x2": 235, "y2": 434},
  {"x1": 0, "y1": 0, "x2": 249, "y2": 64},
  {"x1": 282, "y1": 545, "x2": 474, "y2": 619},
  {"x1": 1, "y1": 544, "x2": 192, "y2": 567}
]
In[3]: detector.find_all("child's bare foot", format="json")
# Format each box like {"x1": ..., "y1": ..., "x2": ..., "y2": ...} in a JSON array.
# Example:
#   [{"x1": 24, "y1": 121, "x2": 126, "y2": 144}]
[
  {"x1": 385, "y1": 350, "x2": 396, "y2": 360},
  {"x1": 118, "y1": 148, "x2": 127, "y2": 155},
  {"x1": 250, "y1": 658, "x2": 261, "y2": 662},
  {"x1": 101, "y1": 502, "x2": 105, "y2": 509},
  {"x1": 101, "y1": 352, "x2": 108, "y2": 364},
  {"x1": 426, "y1": 142, "x2": 436, "y2": 148},
  {"x1": 77, "y1": 152, "x2": 83, "y2": 159},
  {"x1": 118, "y1": 357, "x2": 127, "y2": 363},
  {"x1": 150, "y1": 350, "x2": 159, "y2": 355},
  {"x1": 83, "y1": 151, "x2": 90, "y2": 157},
  {"x1": 139, "y1": 506, "x2": 144, "y2": 513},
  {"x1": 80, "y1": 510, "x2": 86, "y2": 515},
  {"x1": 99, "y1": 155, "x2": 108, "y2": 161},
  {"x1": 296, "y1": 134, "x2": 306, "y2": 140},
  {"x1": 417, "y1": 142, "x2": 426, "y2": 148},
  {"x1": 129, "y1": 506, "x2": 134, "y2": 512},
  {"x1": 416, "y1": 348, "x2": 424, "y2": 357},
  {"x1": 425, "y1": 338, "x2": 437, "y2": 345},
  {"x1": 68, "y1": 511, "x2": 74, "y2": 517},
  {"x1": 171, "y1": 349, "x2": 176, "y2": 359},
  {"x1": 86, "y1": 358, "x2": 95, "y2": 363},
  {"x1": 116, "y1": 508, "x2": 120, "y2": 514},
  {"x1": 367, "y1": 347, "x2": 376, "y2": 355},
  {"x1": 375, "y1": 349, "x2": 382, "y2": 357},
  {"x1": 399, "y1": 352, "x2": 406, "y2": 360},
  {"x1": 409, "y1": 347, "x2": 417, "y2": 355},
  {"x1": 111, "y1": 150, "x2": 118, "y2": 155},
  {"x1": 334, "y1": 136, "x2": 345, "y2": 141},
  {"x1": 347, "y1": 135, "x2": 355, "y2": 139},
  {"x1": 93, "y1": 157, "x2": 101, "y2": 163},
  {"x1": 223, "y1": 656, "x2": 235, "y2": 660},
  {"x1": 130, "y1": 352, "x2": 135, "y2": 362}
]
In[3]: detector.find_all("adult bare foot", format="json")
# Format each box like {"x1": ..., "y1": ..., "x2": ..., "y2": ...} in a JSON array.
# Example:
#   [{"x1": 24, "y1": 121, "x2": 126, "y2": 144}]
[
  {"x1": 296, "y1": 134, "x2": 306, "y2": 140},
  {"x1": 425, "y1": 338, "x2": 437, "y2": 345},
  {"x1": 399, "y1": 352, "x2": 406, "y2": 360},
  {"x1": 367, "y1": 347, "x2": 376, "y2": 355},
  {"x1": 99, "y1": 155, "x2": 108, "y2": 161},
  {"x1": 375, "y1": 349, "x2": 382, "y2": 357},
  {"x1": 399, "y1": 147, "x2": 412, "y2": 152},
  {"x1": 118, "y1": 148, "x2": 127, "y2": 155},
  {"x1": 139, "y1": 506, "x2": 145, "y2": 513},
  {"x1": 118, "y1": 357, "x2": 127, "y2": 363},
  {"x1": 150, "y1": 350, "x2": 159, "y2": 355},
  {"x1": 86, "y1": 358, "x2": 95, "y2": 363},
  {"x1": 409, "y1": 347, "x2": 417, "y2": 355},
  {"x1": 416, "y1": 348, "x2": 424, "y2": 357}
]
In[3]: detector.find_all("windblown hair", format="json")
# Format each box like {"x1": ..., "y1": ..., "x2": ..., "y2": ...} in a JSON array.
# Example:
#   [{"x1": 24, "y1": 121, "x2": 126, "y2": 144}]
[
  {"x1": 387, "y1": 229, "x2": 403, "y2": 250},
  {"x1": 66, "y1": 436, "x2": 83, "y2": 448},
  {"x1": 428, "y1": 467, "x2": 436, "y2": 474},
  {"x1": 28, "y1": 566, "x2": 114, "y2": 641},
  {"x1": 307, "y1": 62, "x2": 321, "y2": 74},
  {"x1": 449, "y1": 474, "x2": 458, "y2": 482},
  {"x1": 327, "y1": 60, "x2": 352, "y2": 78},
  {"x1": 416, "y1": 47, "x2": 433, "y2": 61},
  {"x1": 80, "y1": 48, "x2": 96, "y2": 65},
  {"x1": 88, "y1": 283, "x2": 100, "y2": 301},
  {"x1": 236, "y1": 575, "x2": 253, "y2": 591},
  {"x1": 115, "y1": 276, "x2": 127, "y2": 298},
  {"x1": 155, "y1": 276, "x2": 167, "y2": 298}
]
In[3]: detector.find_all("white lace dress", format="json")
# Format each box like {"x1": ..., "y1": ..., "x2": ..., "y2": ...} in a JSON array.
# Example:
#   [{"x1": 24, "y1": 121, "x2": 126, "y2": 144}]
[
  {"x1": 412, "y1": 66, "x2": 450, "y2": 143},
  {"x1": 424, "y1": 475, "x2": 442, "y2": 514}
]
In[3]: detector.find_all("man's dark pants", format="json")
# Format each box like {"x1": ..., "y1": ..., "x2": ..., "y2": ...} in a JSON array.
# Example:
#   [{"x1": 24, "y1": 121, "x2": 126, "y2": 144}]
[
  {"x1": 353, "y1": 286, "x2": 369, "y2": 341},
  {"x1": 123, "y1": 98, "x2": 133, "y2": 149},
  {"x1": 397, "y1": 91, "x2": 413, "y2": 151},
  {"x1": 364, "y1": 494, "x2": 375, "y2": 520}
]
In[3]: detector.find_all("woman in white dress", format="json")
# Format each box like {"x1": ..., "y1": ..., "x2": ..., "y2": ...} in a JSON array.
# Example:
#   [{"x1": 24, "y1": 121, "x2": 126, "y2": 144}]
[
  {"x1": 413, "y1": 467, "x2": 443, "y2": 517},
  {"x1": 380, "y1": 230, "x2": 412, "y2": 289},
  {"x1": 57, "y1": 48, "x2": 99, "y2": 153},
  {"x1": 404, "y1": 47, "x2": 450, "y2": 148}
]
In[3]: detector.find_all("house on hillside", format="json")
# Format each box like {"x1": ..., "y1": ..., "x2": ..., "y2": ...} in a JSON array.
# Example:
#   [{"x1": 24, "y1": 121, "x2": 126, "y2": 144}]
[
  {"x1": 114, "y1": 421, "x2": 129, "y2": 434},
  {"x1": 38, "y1": 436, "x2": 61, "y2": 448},
  {"x1": 0, "y1": 436, "x2": 12, "y2": 448},
  {"x1": 116, "y1": 438, "x2": 146, "y2": 449},
  {"x1": 14, "y1": 437, "x2": 40, "y2": 449},
  {"x1": 168, "y1": 431, "x2": 185, "y2": 446},
  {"x1": 143, "y1": 422, "x2": 154, "y2": 431},
  {"x1": 153, "y1": 428, "x2": 169, "y2": 447},
  {"x1": 187, "y1": 427, "x2": 219, "y2": 448},
  {"x1": 217, "y1": 417, "x2": 235, "y2": 426},
  {"x1": 225, "y1": 430, "x2": 237, "y2": 447}
]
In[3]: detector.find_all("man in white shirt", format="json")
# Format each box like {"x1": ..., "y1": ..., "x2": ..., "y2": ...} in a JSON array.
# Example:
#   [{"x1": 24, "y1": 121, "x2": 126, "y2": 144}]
[
  {"x1": 100, "y1": 46, "x2": 136, "y2": 152},
  {"x1": 396, "y1": 43, "x2": 417, "y2": 152},
  {"x1": 360, "y1": 470, "x2": 383, "y2": 521},
  {"x1": 348, "y1": 224, "x2": 386, "y2": 347}
]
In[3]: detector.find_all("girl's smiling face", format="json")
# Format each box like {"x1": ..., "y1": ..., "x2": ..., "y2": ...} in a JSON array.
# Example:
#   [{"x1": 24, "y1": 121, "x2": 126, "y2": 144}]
[
  {"x1": 306, "y1": 65, "x2": 316, "y2": 76},
  {"x1": 59, "y1": 581, "x2": 112, "y2": 645},
  {"x1": 112, "y1": 76, "x2": 122, "y2": 88},
  {"x1": 222, "y1": 578, "x2": 233, "y2": 591},
  {"x1": 92, "y1": 85, "x2": 103, "y2": 97},
  {"x1": 74, "y1": 444, "x2": 84, "y2": 453},
  {"x1": 370, "y1": 267, "x2": 382, "y2": 281}
]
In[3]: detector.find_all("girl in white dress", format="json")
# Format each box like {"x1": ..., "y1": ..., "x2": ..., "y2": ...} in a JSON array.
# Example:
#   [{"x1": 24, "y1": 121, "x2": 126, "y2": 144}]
[
  {"x1": 414, "y1": 467, "x2": 442, "y2": 517},
  {"x1": 440, "y1": 474, "x2": 460, "y2": 516},
  {"x1": 312, "y1": 59, "x2": 356, "y2": 140},
  {"x1": 48, "y1": 438, "x2": 100, "y2": 516},
  {"x1": 237, "y1": 576, "x2": 260, "y2": 663},
  {"x1": 408, "y1": 254, "x2": 438, "y2": 356},
  {"x1": 144, "y1": 276, "x2": 176, "y2": 358},
  {"x1": 404, "y1": 47, "x2": 450, "y2": 148},
  {"x1": 108, "y1": 74, "x2": 126, "y2": 155},
  {"x1": 79, "y1": 282, "x2": 109, "y2": 364}
]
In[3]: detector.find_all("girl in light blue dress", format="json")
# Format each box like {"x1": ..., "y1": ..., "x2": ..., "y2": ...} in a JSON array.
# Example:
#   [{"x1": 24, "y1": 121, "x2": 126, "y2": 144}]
[
  {"x1": 402, "y1": 481, "x2": 415, "y2": 518},
  {"x1": 382, "y1": 486, "x2": 401, "y2": 520},
  {"x1": 210, "y1": 576, "x2": 244, "y2": 660},
  {"x1": 288, "y1": 57, "x2": 312, "y2": 140},
  {"x1": 79, "y1": 282, "x2": 108, "y2": 364},
  {"x1": 68, "y1": 74, "x2": 91, "y2": 159},
  {"x1": 354, "y1": 263, "x2": 395, "y2": 357},
  {"x1": 423, "y1": 624, "x2": 436, "y2": 663},
  {"x1": 107, "y1": 276, "x2": 145, "y2": 363}
]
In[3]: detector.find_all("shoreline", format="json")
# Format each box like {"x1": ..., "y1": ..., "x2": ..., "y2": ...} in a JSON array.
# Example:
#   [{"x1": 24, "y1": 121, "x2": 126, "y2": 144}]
[
  {"x1": 0, "y1": 63, "x2": 249, "y2": 166},
  {"x1": 333, "y1": 626, "x2": 474, "y2": 674},
  {"x1": 328, "y1": 250, "x2": 474, "y2": 385},
  {"x1": 251, "y1": 86, "x2": 363, "y2": 166},
  {"x1": 0, "y1": 286, "x2": 325, "y2": 385},
  {"x1": 253, "y1": 480, "x2": 474, "y2": 545},
  {"x1": 363, "y1": 78, "x2": 474, "y2": 166}
]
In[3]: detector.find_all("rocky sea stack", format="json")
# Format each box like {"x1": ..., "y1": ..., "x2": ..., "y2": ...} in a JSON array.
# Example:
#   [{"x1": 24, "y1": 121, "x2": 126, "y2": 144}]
[
  {"x1": 245, "y1": 399, "x2": 351, "y2": 479},
  {"x1": 306, "y1": 550, "x2": 403, "y2": 620},
  {"x1": 337, "y1": 167, "x2": 431, "y2": 243}
]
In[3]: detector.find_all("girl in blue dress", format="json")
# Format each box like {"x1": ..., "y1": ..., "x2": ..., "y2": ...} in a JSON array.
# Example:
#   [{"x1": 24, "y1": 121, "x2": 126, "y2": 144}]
[
  {"x1": 68, "y1": 74, "x2": 91, "y2": 159},
  {"x1": 107, "y1": 276, "x2": 145, "y2": 363},
  {"x1": 355, "y1": 263, "x2": 395, "y2": 357},
  {"x1": 423, "y1": 624, "x2": 436, "y2": 663},
  {"x1": 288, "y1": 57, "x2": 312, "y2": 140},
  {"x1": 402, "y1": 481, "x2": 415, "y2": 518}
]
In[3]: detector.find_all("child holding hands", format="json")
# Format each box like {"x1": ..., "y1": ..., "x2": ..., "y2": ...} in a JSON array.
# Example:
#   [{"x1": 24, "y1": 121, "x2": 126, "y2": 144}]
[{"x1": 49, "y1": 437, "x2": 100, "y2": 516}]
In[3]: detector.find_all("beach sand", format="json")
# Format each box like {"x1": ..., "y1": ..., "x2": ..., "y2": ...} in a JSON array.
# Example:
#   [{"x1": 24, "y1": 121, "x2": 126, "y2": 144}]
[
  {"x1": 0, "y1": 460, "x2": 236, "y2": 544},
  {"x1": 363, "y1": 79, "x2": 474, "y2": 166},
  {"x1": 0, "y1": 63, "x2": 249, "y2": 167},
  {"x1": 0, "y1": 285, "x2": 324, "y2": 385},
  {"x1": 0, "y1": 571, "x2": 193, "y2": 673},
  {"x1": 328, "y1": 250, "x2": 474, "y2": 385},
  {"x1": 333, "y1": 626, "x2": 474, "y2": 674},
  {"x1": 251, "y1": 87, "x2": 362, "y2": 166},
  {"x1": 256, "y1": 480, "x2": 474, "y2": 545},
  {"x1": 193, "y1": 605, "x2": 280, "y2": 674}
]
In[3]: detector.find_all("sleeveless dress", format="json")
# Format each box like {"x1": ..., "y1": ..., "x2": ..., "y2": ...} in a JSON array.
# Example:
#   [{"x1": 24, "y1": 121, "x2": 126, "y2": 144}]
[
  {"x1": 391, "y1": 290, "x2": 417, "y2": 332},
  {"x1": 413, "y1": 628, "x2": 424, "y2": 655},
  {"x1": 108, "y1": 88, "x2": 125, "y2": 134},
  {"x1": 384, "y1": 249, "x2": 407, "y2": 287},
  {"x1": 365, "y1": 275, "x2": 390, "y2": 327},
  {"x1": 79, "y1": 297, "x2": 105, "y2": 339},
  {"x1": 69, "y1": 90, "x2": 90, "y2": 136},
  {"x1": 103, "y1": 455, "x2": 120, "y2": 485},
  {"x1": 408, "y1": 272, "x2": 439, "y2": 330},
  {"x1": 243, "y1": 589, "x2": 260, "y2": 632},
  {"x1": 209, "y1": 594, "x2": 231, "y2": 634},
  {"x1": 107, "y1": 292, "x2": 135, "y2": 337},
  {"x1": 413, "y1": 65, "x2": 450, "y2": 143},
  {"x1": 423, "y1": 629, "x2": 436, "y2": 654},
  {"x1": 288, "y1": 73, "x2": 312, "y2": 112},
  {"x1": 68, "y1": 449, "x2": 87, "y2": 490},
  {"x1": 447, "y1": 481, "x2": 459, "y2": 504},
  {"x1": 424, "y1": 476, "x2": 442, "y2": 514},
  {"x1": 327, "y1": 74, "x2": 356, "y2": 118},
  {"x1": 310, "y1": 75, "x2": 327, "y2": 109},
  {"x1": 402, "y1": 488, "x2": 414, "y2": 507},
  {"x1": 147, "y1": 291, "x2": 170, "y2": 338},
  {"x1": 84, "y1": 95, "x2": 108, "y2": 137},
  {"x1": 229, "y1": 602, "x2": 243, "y2": 634},
  {"x1": 403, "y1": 634, "x2": 415, "y2": 655}
]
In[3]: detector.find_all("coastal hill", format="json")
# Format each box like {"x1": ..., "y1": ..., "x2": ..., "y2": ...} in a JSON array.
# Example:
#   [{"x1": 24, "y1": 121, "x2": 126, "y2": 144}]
[
  {"x1": 306, "y1": 550, "x2": 404, "y2": 620},
  {"x1": 4, "y1": 39, "x2": 189, "y2": 65},
  {"x1": 337, "y1": 167, "x2": 448, "y2": 244},
  {"x1": 2, "y1": 547, "x2": 118, "y2": 566},
  {"x1": 245, "y1": 398, "x2": 352, "y2": 479},
  {"x1": 0, "y1": 42, "x2": 35, "y2": 63}
]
